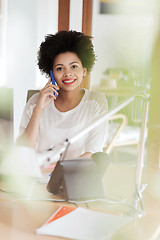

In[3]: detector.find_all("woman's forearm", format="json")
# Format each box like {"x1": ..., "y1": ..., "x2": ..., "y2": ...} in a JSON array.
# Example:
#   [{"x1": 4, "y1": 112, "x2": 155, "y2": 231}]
[{"x1": 80, "y1": 152, "x2": 92, "y2": 158}]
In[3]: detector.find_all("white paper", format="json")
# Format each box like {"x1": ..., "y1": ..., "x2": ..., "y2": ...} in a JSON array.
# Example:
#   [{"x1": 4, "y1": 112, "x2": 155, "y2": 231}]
[{"x1": 36, "y1": 207, "x2": 132, "y2": 240}]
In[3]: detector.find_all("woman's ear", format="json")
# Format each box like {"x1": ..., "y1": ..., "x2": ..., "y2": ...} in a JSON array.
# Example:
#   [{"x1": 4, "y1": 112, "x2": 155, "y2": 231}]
[{"x1": 83, "y1": 68, "x2": 87, "y2": 77}]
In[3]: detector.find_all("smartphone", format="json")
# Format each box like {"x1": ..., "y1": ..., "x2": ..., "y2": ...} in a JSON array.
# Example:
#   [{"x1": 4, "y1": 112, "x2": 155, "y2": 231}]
[
  {"x1": 50, "y1": 70, "x2": 57, "y2": 97},
  {"x1": 50, "y1": 70, "x2": 57, "y2": 86}
]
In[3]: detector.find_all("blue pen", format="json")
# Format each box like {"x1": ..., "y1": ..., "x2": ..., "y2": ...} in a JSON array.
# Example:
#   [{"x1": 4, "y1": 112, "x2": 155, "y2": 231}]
[{"x1": 50, "y1": 70, "x2": 57, "y2": 96}]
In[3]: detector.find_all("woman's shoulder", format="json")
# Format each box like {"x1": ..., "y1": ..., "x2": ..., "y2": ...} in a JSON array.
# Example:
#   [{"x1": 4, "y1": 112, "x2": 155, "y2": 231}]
[
  {"x1": 86, "y1": 89, "x2": 107, "y2": 103},
  {"x1": 83, "y1": 89, "x2": 108, "y2": 113},
  {"x1": 83, "y1": 89, "x2": 108, "y2": 115},
  {"x1": 27, "y1": 92, "x2": 39, "y2": 105},
  {"x1": 24, "y1": 92, "x2": 39, "y2": 113}
]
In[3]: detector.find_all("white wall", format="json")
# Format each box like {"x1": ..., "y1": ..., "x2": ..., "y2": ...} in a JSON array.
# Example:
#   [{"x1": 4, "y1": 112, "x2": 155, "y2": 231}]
[
  {"x1": 0, "y1": 0, "x2": 8, "y2": 86},
  {"x1": 6, "y1": 0, "x2": 58, "y2": 140},
  {"x1": 7, "y1": 0, "x2": 38, "y2": 139}
]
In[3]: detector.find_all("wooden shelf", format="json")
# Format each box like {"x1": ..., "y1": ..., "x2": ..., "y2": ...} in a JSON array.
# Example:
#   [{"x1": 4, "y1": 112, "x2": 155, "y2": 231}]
[{"x1": 93, "y1": 87, "x2": 142, "y2": 97}]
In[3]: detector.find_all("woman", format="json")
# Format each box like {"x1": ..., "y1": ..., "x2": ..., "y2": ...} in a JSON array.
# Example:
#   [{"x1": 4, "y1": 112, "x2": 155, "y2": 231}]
[{"x1": 17, "y1": 30, "x2": 108, "y2": 159}]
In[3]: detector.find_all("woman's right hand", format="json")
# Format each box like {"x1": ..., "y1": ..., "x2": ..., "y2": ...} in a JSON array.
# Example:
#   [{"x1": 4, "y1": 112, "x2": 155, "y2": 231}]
[{"x1": 35, "y1": 79, "x2": 59, "y2": 112}]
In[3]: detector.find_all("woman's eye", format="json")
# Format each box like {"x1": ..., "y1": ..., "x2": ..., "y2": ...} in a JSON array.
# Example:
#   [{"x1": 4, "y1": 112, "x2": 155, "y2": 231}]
[
  {"x1": 56, "y1": 67, "x2": 63, "y2": 71},
  {"x1": 72, "y1": 65, "x2": 78, "y2": 69}
]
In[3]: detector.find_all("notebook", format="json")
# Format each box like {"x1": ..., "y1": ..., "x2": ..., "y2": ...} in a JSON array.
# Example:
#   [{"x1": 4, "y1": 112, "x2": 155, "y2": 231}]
[{"x1": 36, "y1": 206, "x2": 132, "y2": 240}]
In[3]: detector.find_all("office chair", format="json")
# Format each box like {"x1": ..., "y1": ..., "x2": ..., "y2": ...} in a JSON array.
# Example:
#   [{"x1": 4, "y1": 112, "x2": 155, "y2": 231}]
[
  {"x1": 0, "y1": 87, "x2": 13, "y2": 152},
  {"x1": 27, "y1": 90, "x2": 40, "y2": 102}
]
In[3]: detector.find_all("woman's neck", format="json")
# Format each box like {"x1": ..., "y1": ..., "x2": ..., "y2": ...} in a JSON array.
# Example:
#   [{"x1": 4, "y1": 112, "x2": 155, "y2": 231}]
[{"x1": 54, "y1": 88, "x2": 85, "y2": 112}]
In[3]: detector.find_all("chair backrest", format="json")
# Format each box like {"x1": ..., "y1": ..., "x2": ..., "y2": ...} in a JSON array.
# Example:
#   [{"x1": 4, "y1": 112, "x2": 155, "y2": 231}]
[
  {"x1": 0, "y1": 87, "x2": 13, "y2": 150},
  {"x1": 27, "y1": 90, "x2": 39, "y2": 102}
]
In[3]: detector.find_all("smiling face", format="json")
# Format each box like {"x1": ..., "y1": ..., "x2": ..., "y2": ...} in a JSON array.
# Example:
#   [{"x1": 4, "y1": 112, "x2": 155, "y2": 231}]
[{"x1": 52, "y1": 52, "x2": 86, "y2": 92}]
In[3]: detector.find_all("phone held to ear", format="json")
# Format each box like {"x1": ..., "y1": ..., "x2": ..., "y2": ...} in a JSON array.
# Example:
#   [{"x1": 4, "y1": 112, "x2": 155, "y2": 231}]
[
  {"x1": 50, "y1": 70, "x2": 57, "y2": 97},
  {"x1": 50, "y1": 70, "x2": 57, "y2": 85}
]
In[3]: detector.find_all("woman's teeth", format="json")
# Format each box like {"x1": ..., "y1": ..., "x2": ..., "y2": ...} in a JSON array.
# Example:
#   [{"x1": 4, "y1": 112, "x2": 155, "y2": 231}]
[{"x1": 63, "y1": 79, "x2": 75, "y2": 83}]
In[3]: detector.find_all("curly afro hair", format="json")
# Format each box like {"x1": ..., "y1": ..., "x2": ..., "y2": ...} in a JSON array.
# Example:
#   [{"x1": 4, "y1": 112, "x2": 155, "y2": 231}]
[{"x1": 37, "y1": 30, "x2": 96, "y2": 76}]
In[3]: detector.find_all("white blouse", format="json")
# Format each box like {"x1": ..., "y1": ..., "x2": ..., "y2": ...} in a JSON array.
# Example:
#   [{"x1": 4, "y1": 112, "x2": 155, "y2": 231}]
[{"x1": 19, "y1": 89, "x2": 108, "y2": 158}]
